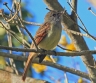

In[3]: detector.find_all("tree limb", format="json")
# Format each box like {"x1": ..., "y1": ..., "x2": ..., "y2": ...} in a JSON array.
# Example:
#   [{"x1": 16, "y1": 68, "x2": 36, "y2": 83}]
[
  {"x1": 0, "y1": 69, "x2": 49, "y2": 83},
  {"x1": 1, "y1": 45, "x2": 96, "y2": 56},
  {"x1": 43, "y1": 0, "x2": 96, "y2": 82},
  {"x1": 0, "y1": 52, "x2": 90, "y2": 80}
]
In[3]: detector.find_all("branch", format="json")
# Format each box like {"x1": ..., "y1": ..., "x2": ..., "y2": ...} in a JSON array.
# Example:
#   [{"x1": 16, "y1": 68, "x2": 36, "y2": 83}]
[
  {"x1": 88, "y1": 7, "x2": 96, "y2": 16},
  {"x1": 0, "y1": 69, "x2": 49, "y2": 83},
  {"x1": 43, "y1": 0, "x2": 96, "y2": 82},
  {"x1": 63, "y1": 28, "x2": 95, "y2": 40},
  {"x1": 70, "y1": 0, "x2": 77, "y2": 22},
  {"x1": 68, "y1": 1, "x2": 88, "y2": 32},
  {"x1": 0, "y1": 52, "x2": 90, "y2": 80},
  {"x1": 22, "y1": 20, "x2": 41, "y2": 26},
  {"x1": 0, "y1": 45, "x2": 96, "y2": 56}
]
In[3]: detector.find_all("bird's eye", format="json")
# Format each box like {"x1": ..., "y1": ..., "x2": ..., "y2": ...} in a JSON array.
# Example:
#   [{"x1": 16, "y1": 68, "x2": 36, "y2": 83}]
[{"x1": 52, "y1": 13, "x2": 56, "y2": 17}]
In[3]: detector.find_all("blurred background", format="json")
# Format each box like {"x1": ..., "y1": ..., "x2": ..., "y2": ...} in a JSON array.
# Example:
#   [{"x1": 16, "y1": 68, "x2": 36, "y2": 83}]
[{"x1": 0, "y1": 0, "x2": 96, "y2": 83}]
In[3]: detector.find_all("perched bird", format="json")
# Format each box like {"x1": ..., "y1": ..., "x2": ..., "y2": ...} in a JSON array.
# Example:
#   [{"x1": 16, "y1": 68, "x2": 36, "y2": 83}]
[{"x1": 22, "y1": 10, "x2": 63, "y2": 81}]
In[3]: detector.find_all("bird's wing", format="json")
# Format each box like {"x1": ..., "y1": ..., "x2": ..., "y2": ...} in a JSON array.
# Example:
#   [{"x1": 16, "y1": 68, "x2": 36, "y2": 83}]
[
  {"x1": 34, "y1": 22, "x2": 51, "y2": 45},
  {"x1": 22, "y1": 22, "x2": 51, "y2": 81}
]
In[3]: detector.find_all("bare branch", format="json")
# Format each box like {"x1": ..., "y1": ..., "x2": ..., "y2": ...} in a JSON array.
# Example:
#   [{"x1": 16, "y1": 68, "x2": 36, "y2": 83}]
[
  {"x1": 68, "y1": 1, "x2": 88, "y2": 32},
  {"x1": 88, "y1": 7, "x2": 96, "y2": 16},
  {"x1": 6, "y1": 24, "x2": 19, "y2": 75},
  {"x1": 22, "y1": 20, "x2": 41, "y2": 26},
  {"x1": 0, "y1": 69, "x2": 48, "y2": 83},
  {"x1": 0, "y1": 45, "x2": 96, "y2": 56},
  {"x1": 0, "y1": 21, "x2": 30, "y2": 47},
  {"x1": 0, "y1": 52, "x2": 90, "y2": 80},
  {"x1": 2, "y1": 2, "x2": 38, "y2": 49},
  {"x1": 63, "y1": 28, "x2": 95, "y2": 40}
]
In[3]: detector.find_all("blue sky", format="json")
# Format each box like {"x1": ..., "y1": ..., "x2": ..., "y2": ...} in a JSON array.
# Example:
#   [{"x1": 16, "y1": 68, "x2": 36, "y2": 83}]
[
  {"x1": 25, "y1": 0, "x2": 96, "y2": 50},
  {"x1": 0, "y1": 0, "x2": 96, "y2": 83},
  {"x1": 26, "y1": 0, "x2": 96, "y2": 83}
]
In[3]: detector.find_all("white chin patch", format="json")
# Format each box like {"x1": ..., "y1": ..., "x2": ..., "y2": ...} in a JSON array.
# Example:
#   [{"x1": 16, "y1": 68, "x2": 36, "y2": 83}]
[{"x1": 56, "y1": 19, "x2": 59, "y2": 21}]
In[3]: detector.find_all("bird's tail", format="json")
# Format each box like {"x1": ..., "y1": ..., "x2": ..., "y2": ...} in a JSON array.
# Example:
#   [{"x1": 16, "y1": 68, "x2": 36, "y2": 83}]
[{"x1": 22, "y1": 52, "x2": 36, "y2": 81}]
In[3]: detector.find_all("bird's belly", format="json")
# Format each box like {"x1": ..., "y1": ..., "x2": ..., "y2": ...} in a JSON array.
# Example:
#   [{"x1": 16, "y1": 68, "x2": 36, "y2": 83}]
[{"x1": 38, "y1": 28, "x2": 61, "y2": 50}]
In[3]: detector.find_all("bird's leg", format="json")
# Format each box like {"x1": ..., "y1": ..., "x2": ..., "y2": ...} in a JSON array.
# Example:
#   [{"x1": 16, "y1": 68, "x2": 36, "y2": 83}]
[
  {"x1": 52, "y1": 50, "x2": 57, "y2": 56},
  {"x1": 38, "y1": 49, "x2": 47, "y2": 63}
]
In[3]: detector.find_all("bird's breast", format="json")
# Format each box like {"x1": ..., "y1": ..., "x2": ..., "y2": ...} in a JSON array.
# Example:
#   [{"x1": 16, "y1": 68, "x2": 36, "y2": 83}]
[{"x1": 38, "y1": 23, "x2": 62, "y2": 50}]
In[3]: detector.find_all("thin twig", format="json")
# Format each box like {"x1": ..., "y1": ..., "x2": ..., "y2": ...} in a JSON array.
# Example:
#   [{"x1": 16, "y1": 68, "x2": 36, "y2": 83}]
[
  {"x1": 88, "y1": 7, "x2": 96, "y2": 16},
  {"x1": 17, "y1": 16, "x2": 38, "y2": 50},
  {"x1": 62, "y1": 1, "x2": 96, "y2": 41},
  {"x1": 63, "y1": 11, "x2": 96, "y2": 41},
  {"x1": 16, "y1": 1, "x2": 26, "y2": 66},
  {"x1": 63, "y1": 28, "x2": 96, "y2": 40},
  {"x1": 64, "y1": 72, "x2": 69, "y2": 83},
  {"x1": 67, "y1": 1, "x2": 88, "y2": 32},
  {"x1": 2, "y1": 3, "x2": 30, "y2": 47},
  {"x1": 3, "y1": 2, "x2": 20, "y2": 22},
  {"x1": 23, "y1": 26, "x2": 38, "y2": 50},
  {"x1": 49, "y1": 55, "x2": 56, "y2": 63},
  {"x1": 22, "y1": 20, "x2": 41, "y2": 26},
  {"x1": 3, "y1": 2, "x2": 38, "y2": 50},
  {"x1": 3, "y1": 1, "x2": 19, "y2": 75},
  {"x1": 57, "y1": 45, "x2": 78, "y2": 52},
  {"x1": 0, "y1": 21, "x2": 30, "y2": 47},
  {"x1": 6, "y1": 25, "x2": 19, "y2": 75}
]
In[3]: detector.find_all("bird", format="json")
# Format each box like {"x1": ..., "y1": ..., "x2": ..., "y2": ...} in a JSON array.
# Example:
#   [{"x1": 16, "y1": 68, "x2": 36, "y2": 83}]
[{"x1": 22, "y1": 10, "x2": 63, "y2": 81}]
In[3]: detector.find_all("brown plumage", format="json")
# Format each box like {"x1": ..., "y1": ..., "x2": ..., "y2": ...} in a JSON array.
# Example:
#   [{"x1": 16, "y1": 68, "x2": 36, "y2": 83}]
[
  {"x1": 22, "y1": 11, "x2": 62, "y2": 81},
  {"x1": 22, "y1": 22, "x2": 50, "y2": 81}
]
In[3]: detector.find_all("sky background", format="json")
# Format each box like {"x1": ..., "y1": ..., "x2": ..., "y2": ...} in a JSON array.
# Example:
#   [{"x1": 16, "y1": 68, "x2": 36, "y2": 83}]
[
  {"x1": 0, "y1": 0, "x2": 96, "y2": 83},
  {"x1": 24, "y1": 0, "x2": 96, "y2": 83}
]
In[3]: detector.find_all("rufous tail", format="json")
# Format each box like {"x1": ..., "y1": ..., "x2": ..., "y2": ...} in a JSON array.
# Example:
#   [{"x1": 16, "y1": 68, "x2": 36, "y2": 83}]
[{"x1": 22, "y1": 53, "x2": 36, "y2": 81}]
